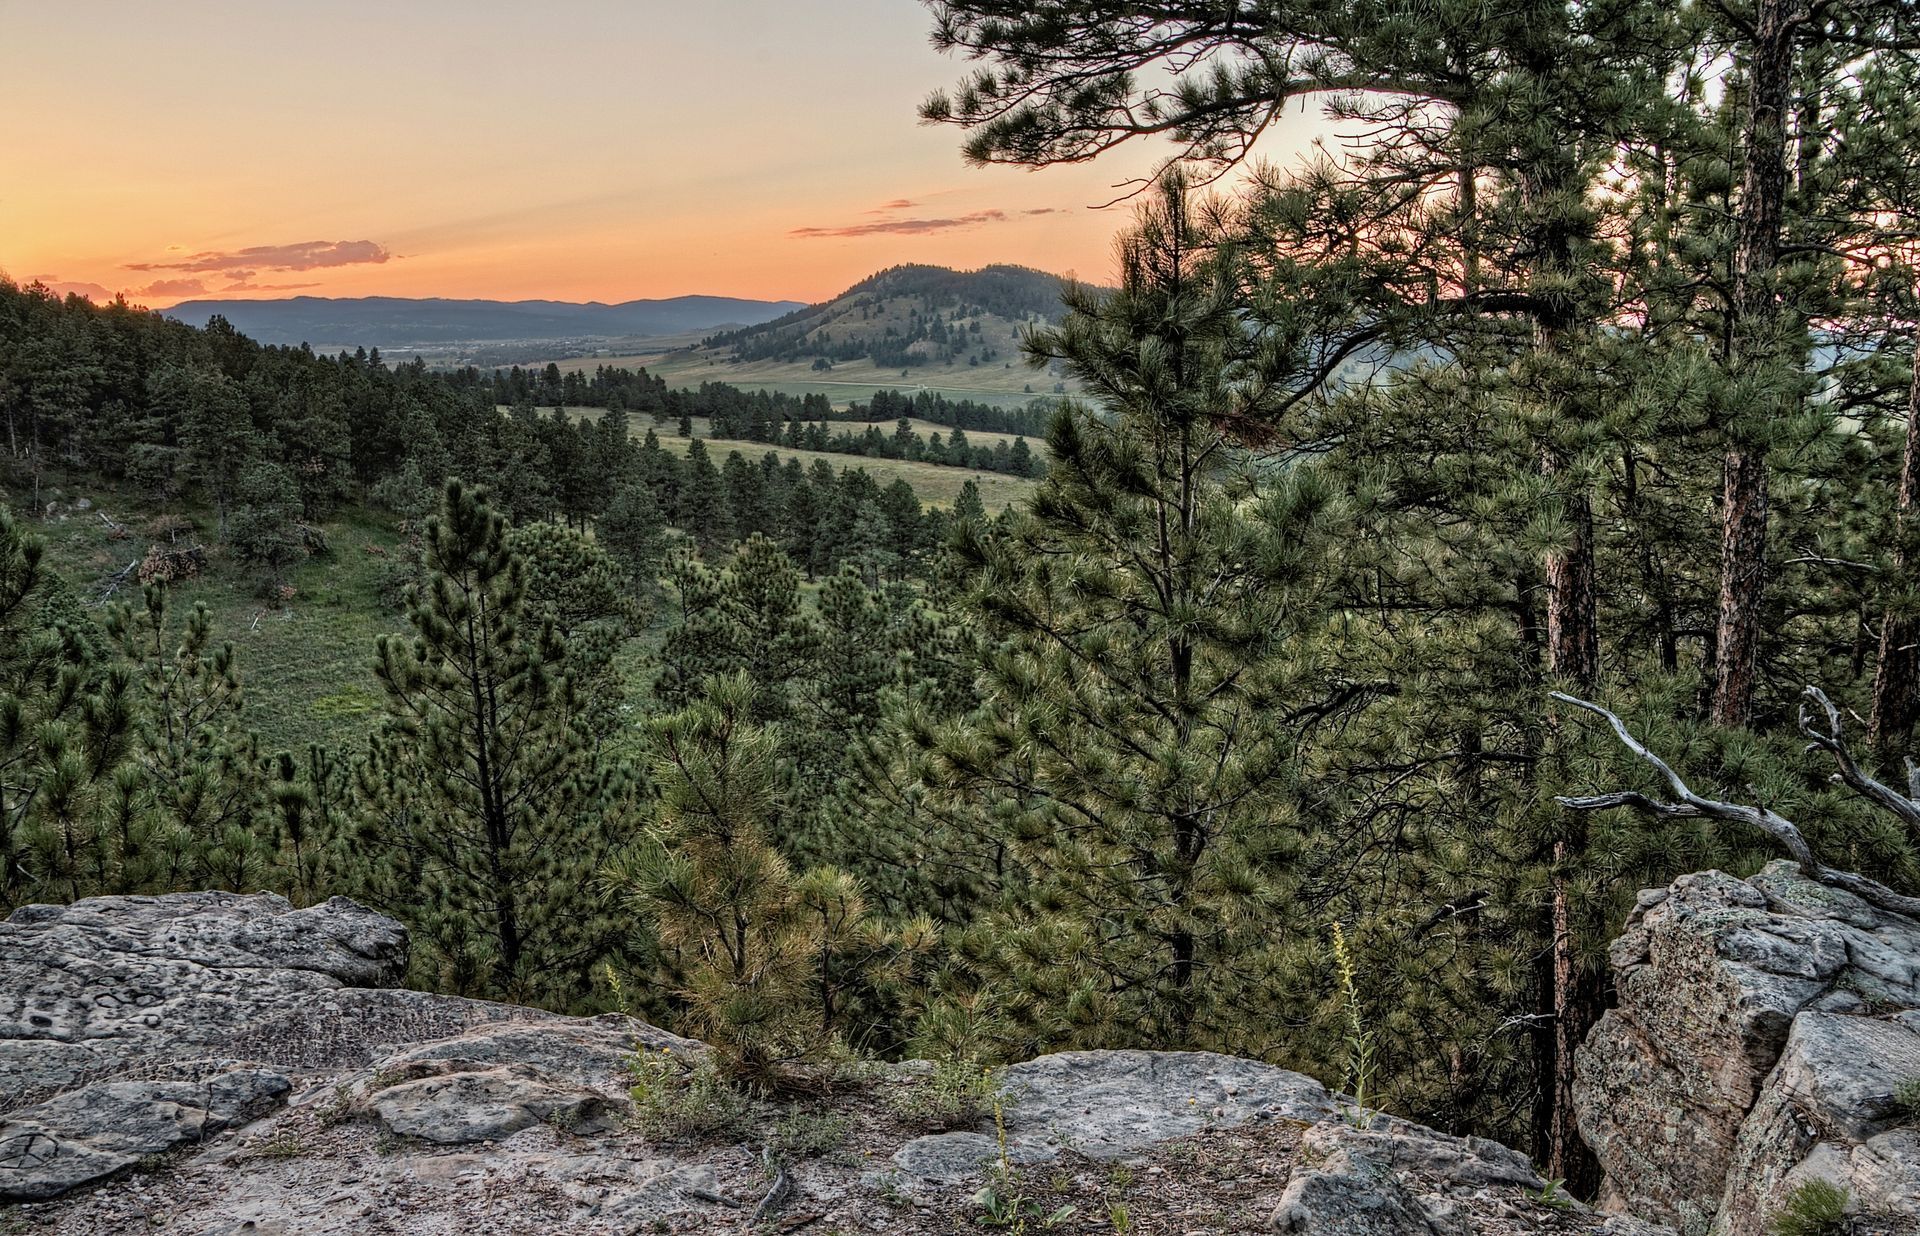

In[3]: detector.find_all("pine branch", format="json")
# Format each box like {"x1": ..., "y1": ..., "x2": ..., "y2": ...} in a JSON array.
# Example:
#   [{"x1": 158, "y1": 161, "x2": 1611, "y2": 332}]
[{"x1": 1552, "y1": 691, "x2": 1920, "y2": 920}]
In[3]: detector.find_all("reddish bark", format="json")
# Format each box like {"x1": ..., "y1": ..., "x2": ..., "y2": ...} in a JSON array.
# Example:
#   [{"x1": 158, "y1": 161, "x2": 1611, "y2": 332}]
[{"x1": 1871, "y1": 347, "x2": 1920, "y2": 747}]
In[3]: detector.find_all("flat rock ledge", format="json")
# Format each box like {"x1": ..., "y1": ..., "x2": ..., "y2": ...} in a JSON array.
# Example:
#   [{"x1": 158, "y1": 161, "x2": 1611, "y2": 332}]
[
  {"x1": 1575, "y1": 860, "x2": 1920, "y2": 1236},
  {"x1": 8, "y1": 891, "x2": 1655, "y2": 1233}
]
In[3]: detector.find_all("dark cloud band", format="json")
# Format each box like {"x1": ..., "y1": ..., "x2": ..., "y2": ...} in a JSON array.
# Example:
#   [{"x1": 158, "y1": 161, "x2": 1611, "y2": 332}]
[
  {"x1": 126, "y1": 239, "x2": 391, "y2": 274},
  {"x1": 790, "y1": 207, "x2": 1056, "y2": 239}
]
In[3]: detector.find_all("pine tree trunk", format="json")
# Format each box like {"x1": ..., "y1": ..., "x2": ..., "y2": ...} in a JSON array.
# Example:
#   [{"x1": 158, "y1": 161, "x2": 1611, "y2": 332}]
[
  {"x1": 1541, "y1": 423, "x2": 1601, "y2": 1199},
  {"x1": 1522, "y1": 96, "x2": 1603, "y2": 1186},
  {"x1": 1710, "y1": 0, "x2": 1795, "y2": 728},
  {"x1": 1545, "y1": 470, "x2": 1600, "y2": 687},
  {"x1": 1871, "y1": 345, "x2": 1920, "y2": 747},
  {"x1": 1711, "y1": 449, "x2": 1771, "y2": 727}
]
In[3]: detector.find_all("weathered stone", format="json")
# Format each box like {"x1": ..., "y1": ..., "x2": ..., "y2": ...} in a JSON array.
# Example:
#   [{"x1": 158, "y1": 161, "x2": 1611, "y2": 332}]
[
  {"x1": 373, "y1": 1018, "x2": 693, "y2": 1086},
  {"x1": 1270, "y1": 1123, "x2": 1456, "y2": 1235},
  {"x1": 887, "y1": 1131, "x2": 1011, "y2": 1183},
  {"x1": 4, "y1": 888, "x2": 1673, "y2": 1235},
  {"x1": 1, "y1": 891, "x2": 408, "y2": 1104},
  {"x1": 366, "y1": 1059, "x2": 628, "y2": 1144},
  {"x1": 1575, "y1": 860, "x2": 1920, "y2": 1236},
  {"x1": 1267, "y1": 1117, "x2": 1572, "y2": 1236},
  {"x1": 1716, "y1": 1013, "x2": 1920, "y2": 1236},
  {"x1": 0, "y1": 1067, "x2": 290, "y2": 1199},
  {"x1": 889, "y1": 1048, "x2": 1335, "y2": 1185}
]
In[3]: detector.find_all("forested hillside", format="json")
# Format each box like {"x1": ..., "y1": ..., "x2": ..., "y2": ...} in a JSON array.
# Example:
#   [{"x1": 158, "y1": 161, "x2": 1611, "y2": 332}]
[{"x1": 700, "y1": 264, "x2": 1067, "y2": 370}]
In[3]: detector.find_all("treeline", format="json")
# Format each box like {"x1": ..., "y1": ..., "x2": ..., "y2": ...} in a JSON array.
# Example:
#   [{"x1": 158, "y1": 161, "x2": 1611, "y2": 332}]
[
  {"x1": 471, "y1": 362, "x2": 1051, "y2": 452},
  {"x1": 852, "y1": 388, "x2": 1050, "y2": 437},
  {"x1": 478, "y1": 364, "x2": 1044, "y2": 475},
  {"x1": 0, "y1": 482, "x2": 976, "y2": 1042},
  {"x1": 464, "y1": 361, "x2": 669, "y2": 415}
]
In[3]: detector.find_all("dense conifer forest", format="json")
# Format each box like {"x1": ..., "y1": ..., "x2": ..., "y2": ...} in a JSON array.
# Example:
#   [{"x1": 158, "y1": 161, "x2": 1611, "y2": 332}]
[{"x1": 8, "y1": 0, "x2": 1920, "y2": 1200}]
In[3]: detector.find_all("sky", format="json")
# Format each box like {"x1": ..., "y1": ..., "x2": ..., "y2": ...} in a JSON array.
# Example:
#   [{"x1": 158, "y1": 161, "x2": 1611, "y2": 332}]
[{"x1": 2, "y1": 1, "x2": 1334, "y2": 308}]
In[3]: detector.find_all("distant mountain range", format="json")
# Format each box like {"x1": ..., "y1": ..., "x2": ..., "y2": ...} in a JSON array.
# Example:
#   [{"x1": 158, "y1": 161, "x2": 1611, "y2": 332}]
[{"x1": 162, "y1": 294, "x2": 808, "y2": 348}]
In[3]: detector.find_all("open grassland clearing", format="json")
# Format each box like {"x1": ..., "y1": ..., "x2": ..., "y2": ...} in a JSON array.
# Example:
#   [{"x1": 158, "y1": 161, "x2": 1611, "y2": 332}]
[
  {"x1": 21, "y1": 479, "x2": 405, "y2": 754},
  {"x1": 558, "y1": 409, "x2": 1043, "y2": 508},
  {"x1": 678, "y1": 434, "x2": 1038, "y2": 509}
]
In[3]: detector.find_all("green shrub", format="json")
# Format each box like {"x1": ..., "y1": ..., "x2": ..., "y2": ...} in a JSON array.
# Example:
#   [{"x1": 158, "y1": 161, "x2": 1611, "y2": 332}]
[
  {"x1": 1770, "y1": 1180, "x2": 1851, "y2": 1236},
  {"x1": 626, "y1": 1047, "x2": 753, "y2": 1144},
  {"x1": 773, "y1": 1110, "x2": 852, "y2": 1159},
  {"x1": 1894, "y1": 1076, "x2": 1920, "y2": 1119},
  {"x1": 885, "y1": 1058, "x2": 1001, "y2": 1132}
]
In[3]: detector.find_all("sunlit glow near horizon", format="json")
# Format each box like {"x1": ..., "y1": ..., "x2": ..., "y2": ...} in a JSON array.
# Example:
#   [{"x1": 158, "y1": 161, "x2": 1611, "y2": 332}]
[{"x1": 3, "y1": 0, "x2": 1337, "y2": 309}]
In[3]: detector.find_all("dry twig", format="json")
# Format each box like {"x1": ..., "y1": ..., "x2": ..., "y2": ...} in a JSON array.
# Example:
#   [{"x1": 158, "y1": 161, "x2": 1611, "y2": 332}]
[{"x1": 1552, "y1": 689, "x2": 1920, "y2": 920}]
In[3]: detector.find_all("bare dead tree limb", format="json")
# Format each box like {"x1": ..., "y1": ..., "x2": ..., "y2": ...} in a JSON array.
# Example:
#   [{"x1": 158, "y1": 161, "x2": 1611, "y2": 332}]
[
  {"x1": 1800, "y1": 686, "x2": 1920, "y2": 831},
  {"x1": 96, "y1": 559, "x2": 138, "y2": 604},
  {"x1": 1551, "y1": 691, "x2": 1920, "y2": 920}
]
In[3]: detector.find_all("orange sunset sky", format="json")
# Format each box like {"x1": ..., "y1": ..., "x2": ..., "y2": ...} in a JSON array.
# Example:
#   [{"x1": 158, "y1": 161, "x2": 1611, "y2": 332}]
[{"x1": 4, "y1": 1, "x2": 1335, "y2": 309}]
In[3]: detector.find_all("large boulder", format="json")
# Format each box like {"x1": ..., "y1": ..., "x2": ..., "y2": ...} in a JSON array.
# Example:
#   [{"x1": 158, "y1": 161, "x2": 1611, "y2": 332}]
[
  {"x1": 2, "y1": 891, "x2": 408, "y2": 1102},
  {"x1": 1575, "y1": 860, "x2": 1920, "y2": 1236},
  {"x1": 889, "y1": 1047, "x2": 1337, "y2": 1180},
  {"x1": 0, "y1": 891, "x2": 686, "y2": 1202}
]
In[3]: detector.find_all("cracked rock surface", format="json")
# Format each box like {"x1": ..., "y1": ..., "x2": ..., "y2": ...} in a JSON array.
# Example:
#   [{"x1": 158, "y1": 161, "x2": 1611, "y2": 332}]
[
  {"x1": 7, "y1": 890, "x2": 1665, "y2": 1233},
  {"x1": 1575, "y1": 860, "x2": 1920, "y2": 1236}
]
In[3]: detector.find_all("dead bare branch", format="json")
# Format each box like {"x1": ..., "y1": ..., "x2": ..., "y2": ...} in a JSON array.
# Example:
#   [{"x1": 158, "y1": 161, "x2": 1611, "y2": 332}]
[
  {"x1": 1799, "y1": 686, "x2": 1920, "y2": 831},
  {"x1": 95, "y1": 559, "x2": 139, "y2": 604},
  {"x1": 1551, "y1": 691, "x2": 1920, "y2": 920}
]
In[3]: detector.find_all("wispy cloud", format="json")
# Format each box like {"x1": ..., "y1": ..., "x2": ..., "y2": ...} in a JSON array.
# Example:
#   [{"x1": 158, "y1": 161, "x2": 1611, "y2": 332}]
[
  {"x1": 133, "y1": 277, "x2": 208, "y2": 299},
  {"x1": 126, "y1": 239, "x2": 391, "y2": 274},
  {"x1": 791, "y1": 207, "x2": 1058, "y2": 240}
]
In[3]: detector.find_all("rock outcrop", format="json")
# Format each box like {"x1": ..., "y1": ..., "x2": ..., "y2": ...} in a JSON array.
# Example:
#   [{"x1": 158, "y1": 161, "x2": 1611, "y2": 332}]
[
  {"x1": 1575, "y1": 860, "x2": 1920, "y2": 1236},
  {"x1": 6, "y1": 890, "x2": 1650, "y2": 1233}
]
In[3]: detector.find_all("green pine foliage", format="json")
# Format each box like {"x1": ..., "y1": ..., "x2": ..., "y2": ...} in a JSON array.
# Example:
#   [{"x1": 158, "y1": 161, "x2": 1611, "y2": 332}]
[
  {"x1": 108, "y1": 586, "x2": 274, "y2": 892},
  {"x1": 903, "y1": 184, "x2": 1383, "y2": 1057},
  {"x1": 0, "y1": 507, "x2": 139, "y2": 906},
  {"x1": 603, "y1": 673, "x2": 932, "y2": 1077},
  {"x1": 346, "y1": 480, "x2": 626, "y2": 1004}
]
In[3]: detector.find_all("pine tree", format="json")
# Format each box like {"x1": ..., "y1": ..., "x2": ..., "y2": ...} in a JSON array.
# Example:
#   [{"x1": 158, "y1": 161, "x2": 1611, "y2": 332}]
[
  {"x1": 599, "y1": 480, "x2": 669, "y2": 597},
  {"x1": 108, "y1": 585, "x2": 272, "y2": 892},
  {"x1": 603, "y1": 673, "x2": 928, "y2": 1076},
  {"x1": 808, "y1": 566, "x2": 896, "y2": 754},
  {"x1": 264, "y1": 745, "x2": 344, "y2": 906},
  {"x1": 782, "y1": 475, "x2": 827, "y2": 580},
  {"x1": 723, "y1": 449, "x2": 772, "y2": 541},
  {"x1": 913, "y1": 184, "x2": 1379, "y2": 1056},
  {"x1": 349, "y1": 480, "x2": 623, "y2": 1005},
  {"x1": 228, "y1": 460, "x2": 308, "y2": 588},
  {"x1": 175, "y1": 366, "x2": 255, "y2": 536},
  {"x1": 0, "y1": 506, "x2": 139, "y2": 908},
  {"x1": 949, "y1": 479, "x2": 986, "y2": 528},
  {"x1": 654, "y1": 535, "x2": 819, "y2": 723},
  {"x1": 678, "y1": 438, "x2": 734, "y2": 557}
]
